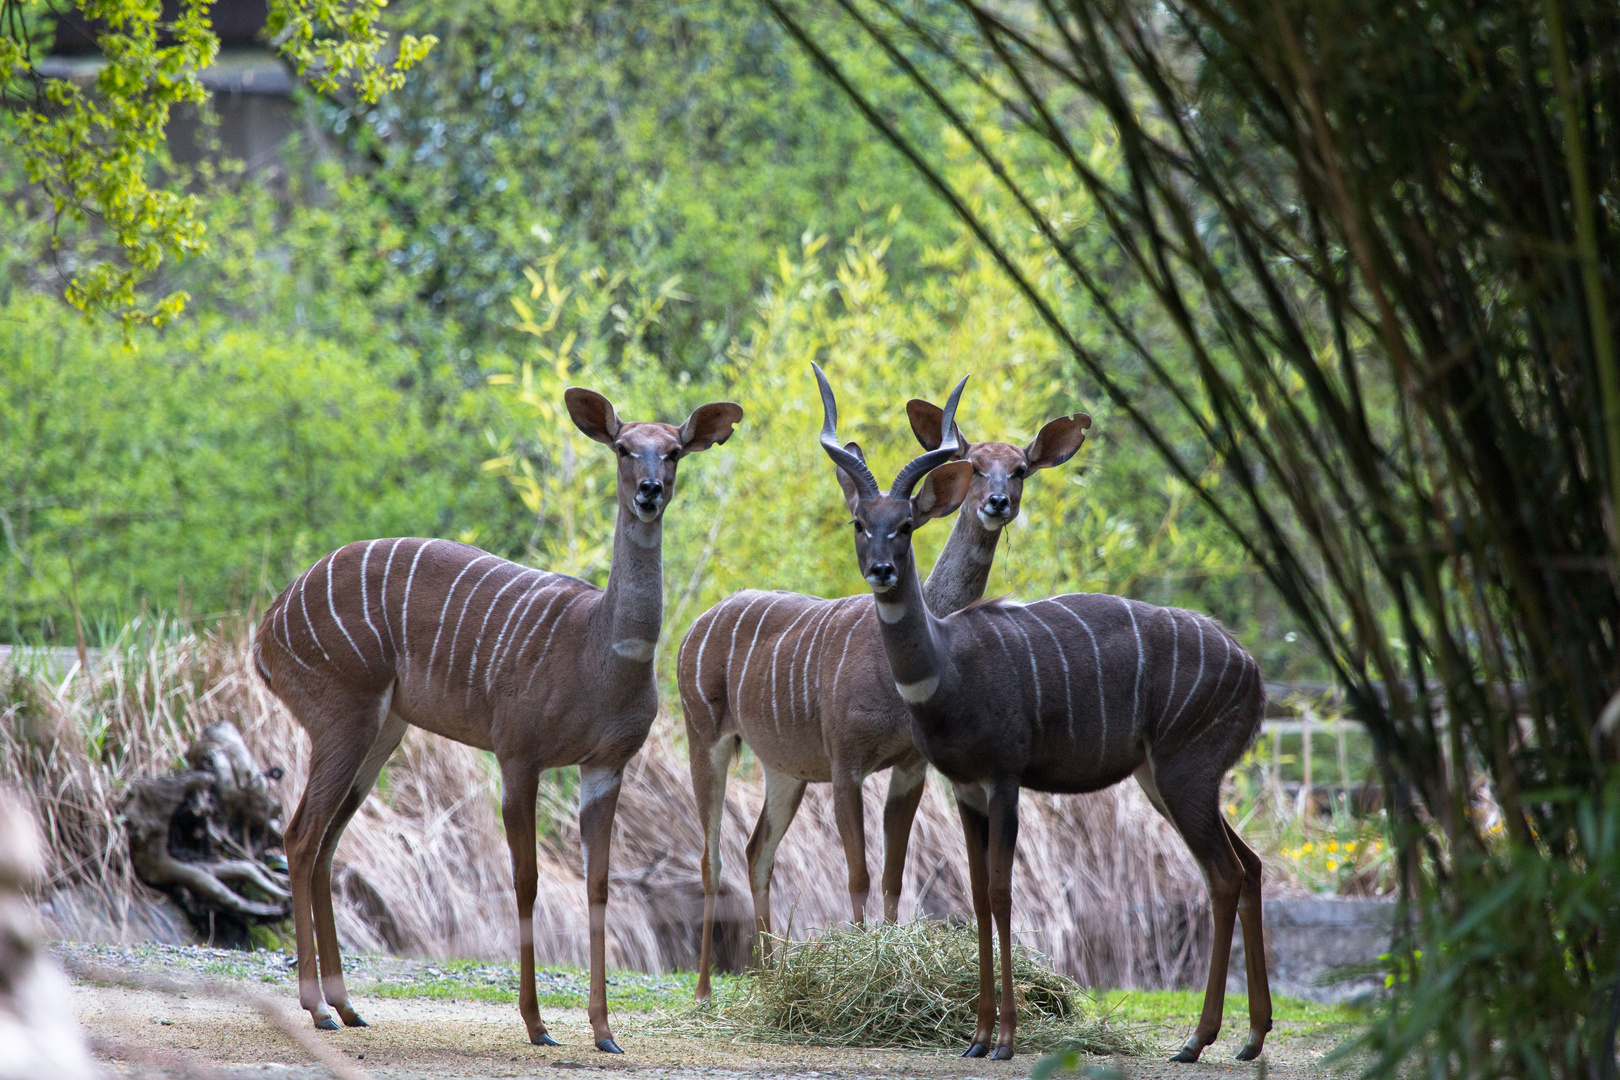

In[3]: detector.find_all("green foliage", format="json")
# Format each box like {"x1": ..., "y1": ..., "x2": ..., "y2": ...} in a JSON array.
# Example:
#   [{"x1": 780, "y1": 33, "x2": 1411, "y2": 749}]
[
  {"x1": 784, "y1": 0, "x2": 1620, "y2": 1074},
  {"x1": 317, "y1": 0, "x2": 960, "y2": 359},
  {"x1": 488, "y1": 215, "x2": 1282, "y2": 697},
  {"x1": 0, "y1": 293, "x2": 513, "y2": 638},
  {"x1": 0, "y1": 0, "x2": 431, "y2": 328},
  {"x1": 1363, "y1": 782, "x2": 1620, "y2": 1077}
]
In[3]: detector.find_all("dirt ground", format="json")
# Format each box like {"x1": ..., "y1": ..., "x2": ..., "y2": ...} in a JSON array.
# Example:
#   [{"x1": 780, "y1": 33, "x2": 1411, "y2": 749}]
[{"x1": 63, "y1": 948, "x2": 1356, "y2": 1080}]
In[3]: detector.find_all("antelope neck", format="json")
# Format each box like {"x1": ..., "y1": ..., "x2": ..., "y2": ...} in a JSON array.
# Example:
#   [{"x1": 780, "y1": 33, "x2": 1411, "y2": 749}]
[
  {"x1": 597, "y1": 504, "x2": 663, "y2": 662},
  {"x1": 871, "y1": 563, "x2": 949, "y2": 705},
  {"x1": 922, "y1": 508, "x2": 1003, "y2": 614}
]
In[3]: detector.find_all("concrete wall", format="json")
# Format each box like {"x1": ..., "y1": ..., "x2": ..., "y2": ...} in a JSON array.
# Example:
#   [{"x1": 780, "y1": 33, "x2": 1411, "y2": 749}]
[{"x1": 1229, "y1": 896, "x2": 1395, "y2": 1003}]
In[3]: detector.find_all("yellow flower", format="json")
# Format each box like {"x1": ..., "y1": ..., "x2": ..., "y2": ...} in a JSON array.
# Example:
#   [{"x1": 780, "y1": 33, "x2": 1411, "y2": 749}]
[
  {"x1": 1327, "y1": 860, "x2": 1338, "y2": 871},
  {"x1": 1302, "y1": 842, "x2": 1314, "y2": 854},
  {"x1": 1328, "y1": 841, "x2": 1339, "y2": 853}
]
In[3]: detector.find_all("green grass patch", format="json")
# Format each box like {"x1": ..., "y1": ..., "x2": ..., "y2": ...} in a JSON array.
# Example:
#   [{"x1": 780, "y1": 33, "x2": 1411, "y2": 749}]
[
  {"x1": 1091, "y1": 988, "x2": 1356, "y2": 1027},
  {"x1": 360, "y1": 961, "x2": 725, "y2": 1013}
]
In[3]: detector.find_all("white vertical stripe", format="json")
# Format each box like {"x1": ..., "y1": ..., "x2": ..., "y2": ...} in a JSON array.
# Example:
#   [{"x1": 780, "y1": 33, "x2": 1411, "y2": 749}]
[
  {"x1": 358, "y1": 539, "x2": 386, "y2": 656},
  {"x1": 801, "y1": 601, "x2": 840, "y2": 719},
  {"x1": 511, "y1": 586, "x2": 569, "y2": 685},
  {"x1": 327, "y1": 550, "x2": 370, "y2": 668},
  {"x1": 1162, "y1": 611, "x2": 1206, "y2": 741},
  {"x1": 690, "y1": 605, "x2": 724, "y2": 724},
  {"x1": 1117, "y1": 596, "x2": 1144, "y2": 726},
  {"x1": 298, "y1": 561, "x2": 331, "y2": 662},
  {"x1": 379, "y1": 537, "x2": 406, "y2": 657},
  {"x1": 427, "y1": 555, "x2": 496, "y2": 676},
  {"x1": 447, "y1": 562, "x2": 507, "y2": 691},
  {"x1": 831, "y1": 602, "x2": 868, "y2": 696},
  {"x1": 485, "y1": 571, "x2": 548, "y2": 690},
  {"x1": 275, "y1": 584, "x2": 314, "y2": 670},
  {"x1": 737, "y1": 595, "x2": 791, "y2": 704},
  {"x1": 466, "y1": 566, "x2": 532, "y2": 702},
  {"x1": 1048, "y1": 599, "x2": 1107, "y2": 755},
  {"x1": 495, "y1": 575, "x2": 559, "y2": 677},
  {"x1": 723, "y1": 592, "x2": 769, "y2": 679},
  {"x1": 767, "y1": 604, "x2": 817, "y2": 733},
  {"x1": 400, "y1": 539, "x2": 438, "y2": 675},
  {"x1": 1025, "y1": 606, "x2": 1075, "y2": 737},
  {"x1": 1004, "y1": 615, "x2": 1042, "y2": 720},
  {"x1": 526, "y1": 591, "x2": 586, "y2": 693}
]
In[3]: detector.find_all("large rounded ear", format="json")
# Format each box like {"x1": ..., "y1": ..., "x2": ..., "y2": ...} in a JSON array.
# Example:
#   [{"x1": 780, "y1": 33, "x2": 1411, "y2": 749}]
[
  {"x1": 834, "y1": 440, "x2": 866, "y2": 514},
  {"x1": 565, "y1": 388, "x2": 622, "y2": 445},
  {"x1": 679, "y1": 401, "x2": 744, "y2": 453},
  {"x1": 906, "y1": 399, "x2": 969, "y2": 458},
  {"x1": 1024, "y1": 413, "x2": 1091, "y2": 472},
  {"x1": 911, "y1": 460, "x2": 974, "y2": 523}
]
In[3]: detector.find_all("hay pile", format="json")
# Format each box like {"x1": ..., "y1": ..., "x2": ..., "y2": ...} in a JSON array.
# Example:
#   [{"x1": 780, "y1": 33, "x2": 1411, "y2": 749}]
[{"x1": 679, "y1": 920, "x2": 1143, "y2": 1054}]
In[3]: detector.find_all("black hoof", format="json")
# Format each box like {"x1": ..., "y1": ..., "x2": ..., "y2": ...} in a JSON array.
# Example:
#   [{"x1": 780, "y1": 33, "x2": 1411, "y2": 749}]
[
  {"x1": 990, "y1": 1046, "x2": 1014, "y2": 1061},
  {"x1": 962, "y1": 1042, "x2": 989, "y2": 1058},
  {"x1": 341, "y1": 1013, "x2": 368, "y2": 1028},
  {"x1": 532, "y1": 1032, "x2": 561, "y2": 1047},
  {"x1": 596, "y1": 1038, "x2": 624, "y2": 1054},
  {"x1": 1236, "y1": 1043, "x2": 1262, "y2": 1062},
  {"x1": 1170, "y1": 1048, "x2": 1201, "y2": 1063},
  {"x1": 314, "y1": 1016, "x2": 340, "y2": 1032}
]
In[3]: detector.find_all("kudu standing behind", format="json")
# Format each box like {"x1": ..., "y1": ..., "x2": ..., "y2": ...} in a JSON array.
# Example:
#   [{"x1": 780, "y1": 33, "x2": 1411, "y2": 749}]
[
  {"x1": 254, "y1": 388, "x2": 741, "y2": 1053},
  {"x1": 678, "y1": 398, "x2": 1089, "y2": 999},
  {"x1": 812, "y1": 366, "x2": 1271, "y2": 1063}
]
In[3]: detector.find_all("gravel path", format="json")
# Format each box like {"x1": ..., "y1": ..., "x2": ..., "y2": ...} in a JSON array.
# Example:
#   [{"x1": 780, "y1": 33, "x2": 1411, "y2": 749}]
[{"x1": 60, "y1": 943, "x2": 1357, "y2": 1079}]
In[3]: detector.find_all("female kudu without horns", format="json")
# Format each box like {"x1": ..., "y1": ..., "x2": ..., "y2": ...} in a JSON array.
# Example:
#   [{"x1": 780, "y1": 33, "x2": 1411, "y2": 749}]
[
  {"x1": 678, "y1": 394, "x2": 1089, "y2": 999},
  {"x1": 254, "y1": 388, "x2": 742, "y2": 1053},
  {"x1": 813, "y1": 365, "x2": 1271, "y2": 1063}
]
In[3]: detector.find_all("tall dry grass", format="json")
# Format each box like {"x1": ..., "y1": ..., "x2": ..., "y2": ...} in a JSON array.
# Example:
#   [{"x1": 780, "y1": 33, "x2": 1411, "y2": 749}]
[{"x1": 0, "y1": 624, "x2": 1212, "y2": 988}]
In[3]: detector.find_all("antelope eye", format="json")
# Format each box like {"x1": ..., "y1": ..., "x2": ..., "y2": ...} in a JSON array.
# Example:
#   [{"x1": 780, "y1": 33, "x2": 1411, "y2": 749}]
[
  {"x1": 897, "y1": 521, "x2": 913, "y2": 535},
  {"x1": 615, "y1": 444, "x2": 630, "y2": 458},
  {"x1": 1012, "y1": 466, "x2": 1027, "y2": 479},
  {"x1": 665, "y1": 449, "x2": 680, "y2": 462},
  {"x1": 851, "y1": 520, "x2": 864, "y2": 532}
]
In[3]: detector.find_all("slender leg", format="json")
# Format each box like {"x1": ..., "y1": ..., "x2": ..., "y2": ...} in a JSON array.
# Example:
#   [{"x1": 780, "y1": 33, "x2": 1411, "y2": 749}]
[
  {"x1": 830, "y1": 769, "x2": 872, "y2": 924},
  {"x1": 1142, "y1": 763, "x2": 1245, "y2": 1064},
  {"x1": 986, "y1": 780, "x2": 1021, "y2": 1060},
  {"x1": 312, "y1": 712, "x2": 407, "y2": 1027},
  {"x1": 579, "y1": 765, "x2": 625, "y2": 1053},
  {"x1": 285, "y1": 707, "x2": 381, "y2": 1031},
  {"x1": 1225, "y1": 819, "x2": 1272, "y2": 1060},
  {"x1": 743, "y1": 766, "x2": 807, "y2": 967},
  {"x1": 880, "y1": 759, "x2": 928, "y2": 922},
  {"x1": 500, "y1": 759, "x2": 556, "y2": 1046},
  {"x1": 952, "y1": 783, "x2": 994, "y2": 1059},
  {"x1": 691, "y1": 735, "x2": 737, "y2": 1002}
]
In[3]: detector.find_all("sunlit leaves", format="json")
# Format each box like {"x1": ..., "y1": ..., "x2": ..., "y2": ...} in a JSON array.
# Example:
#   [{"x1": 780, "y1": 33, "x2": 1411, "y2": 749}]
[{"x1": 0, "y1": 0, "x2": 433, "y2": 329}]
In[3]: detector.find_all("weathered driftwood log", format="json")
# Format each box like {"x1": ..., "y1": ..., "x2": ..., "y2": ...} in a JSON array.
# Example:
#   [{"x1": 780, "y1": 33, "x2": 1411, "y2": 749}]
[
  {"x1": 0, "y1": 791, "x2": 97, "y2": 1080},
  {"x1": 122, "y1": 722, "x2": 291, "y2": 946}
]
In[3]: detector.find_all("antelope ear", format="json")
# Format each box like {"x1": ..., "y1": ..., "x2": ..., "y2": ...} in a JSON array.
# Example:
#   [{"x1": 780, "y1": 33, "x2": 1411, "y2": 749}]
[
  {"x1": 1024, "y1": 413, "x2": 1091, "y2": 472},
  {"x1": 679, "y1": 401, "x2": 744, "y2": 453},
  {"x1": 565, "y1": 388, "x2": 622, "y2": 445},
  {"x1": 834, "y1": 440, "x2": 865, "y2": 514},
  {"x1": 912, "y1": 460, "x2": 974, "y2": 523},
  {"x1": 906, "y1": 399, "x2": 969, "y2": 458}
]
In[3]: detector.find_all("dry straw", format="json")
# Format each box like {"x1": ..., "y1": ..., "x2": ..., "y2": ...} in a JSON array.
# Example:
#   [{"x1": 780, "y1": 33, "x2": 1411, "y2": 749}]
[
  {"x1": 2, "y1": 624, "x2": 1213, "y2": 992},
  {"x1": 670, "y1": 919, "x2": 1146, "y2": 1054}
]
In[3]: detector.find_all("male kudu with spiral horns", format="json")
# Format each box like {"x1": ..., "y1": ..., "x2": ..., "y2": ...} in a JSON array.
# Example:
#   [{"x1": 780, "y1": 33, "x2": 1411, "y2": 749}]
[
  {"x1": 254, "y1": 388, "x2": 742, "y2": 1053},
  {"x1": 679, "y1": 386, "x2": 1089, "y2": 999},
  {"x1": 812, "y1": 365, "x2": 1271, "y2": 1063}
]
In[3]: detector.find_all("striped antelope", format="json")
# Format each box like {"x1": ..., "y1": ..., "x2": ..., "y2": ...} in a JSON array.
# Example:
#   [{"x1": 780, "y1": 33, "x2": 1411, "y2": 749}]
[
  {"x1": 812, "y1": 365, "x2": 1271, "y2": 1062},
  {"x1": 678, "y1": 395, "x2": 1088, "y2": 999},
  {"x1": 253, "y1": 388, "x2": 742, "y2": 1053}
]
